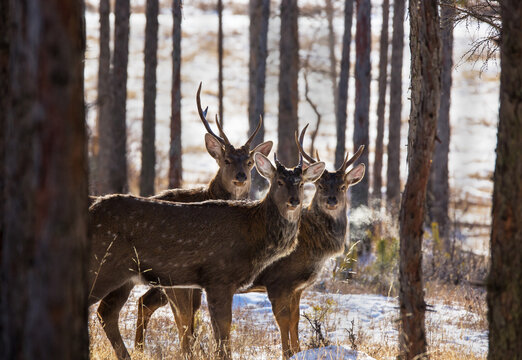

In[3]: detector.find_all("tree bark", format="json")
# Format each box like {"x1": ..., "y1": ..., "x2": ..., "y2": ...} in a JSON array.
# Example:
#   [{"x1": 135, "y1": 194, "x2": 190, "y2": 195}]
[
  {"x1": 352, "y1": 0, "x2": 371, "y2": 209},
  {"x1": 487, "y1": 1, "x2": 522, "y2": 357},
  {"x1": 399, "y1": 0, "x2": 440, "y2": 358},
  {"x1": 2, "y1": 0, "x2": 89, "y2": 358},
  {"x1": 248, "y1": 0, "x2": 270, "y2": 196},
  {"x1": 96, "y1": 0, "x2": 112, "y2": 194},
  {"x1": 278, "y1": 0, "x2": 299, "y2": 166},
  {"x1": 386, "y1": 0, "x2": 406, "y2": 214},
  {"x1": 109, "y1": 0, "x2": 130, "y2": 194},
  {"x1": 325, "y1": 0, "x2": 338, "y2": 111},
  {"x1": 218, "y1": 0, "x2": 224, "y2": 124},
  {"x1": 140, "y1": 0, "x2": 159, "y2": 197},
  {"x1": 169, "y1": 0, "x2": 183, "y2": 189},
  {"x1": 373, "y1": 0, "x2": 390, "y2": 204},
  {"x1": 335, "y1": 0, "x2": 355, "y2": 169},
  {"x1": 428, "y1": 0, "x2": 454, "y2": 252}
]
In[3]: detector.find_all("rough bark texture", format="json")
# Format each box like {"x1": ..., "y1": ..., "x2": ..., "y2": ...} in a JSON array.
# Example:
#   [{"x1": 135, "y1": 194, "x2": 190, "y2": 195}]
[
  {"x1": 218, "y1": 0, "x2": 224, "y2": 124},
  {"x1": 109, "y1": 0, "x2": 129, "y2": 193},
  {"x1": 373, "y1": 0, "x2": 389, "y2": 203},
  {"x1": 487, "y1": 1, "x2": 522, "y2": 357},
  {"x1": 352, "y1": 0, "x2": 371, "y2": 209},
  {"x1": 2, "y1": 0, "x2": 89, "y2": 358},
  {"x1": 399, "y1": 0, "x2": 440, "y2": 358},
  {"x1": 386, "y1": 0, "x2": 406, "y2": 213},
  {"x1": 428, "y1": 0, "x2": 453, "y2": 251},
  {"x1": 278, "y1": 0, "x2": 299, "y2": 166},
  {"x1": 96, "y1": 0, "x2": 112, "y2": 194},
  {"x1": 248, "y1": 0, "x2": 270, "y2": 196},
  {"x1": 169, "y1": 0, "x2": 183, "y2": 188},
  {"x1": 325, "y1": 0, "x2": 338, "y2": 110},
  {"x1": 335, "y1": 0, "x2": 355, "y2": 169},
  {"x1": 140, "y1": 0, "x2": 158, "y2": 196}
]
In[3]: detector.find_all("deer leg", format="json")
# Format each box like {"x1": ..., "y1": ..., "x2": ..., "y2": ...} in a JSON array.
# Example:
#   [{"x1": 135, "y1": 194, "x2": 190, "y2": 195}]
[
  {"x1": 97, "y1": 282, "x2": 134, "y2": 360},
  {"x1": 135, "y1": 287, "x2": 169, "y2": 350},
  {"x1": 206, "y1": 287, "x2": 234, "y2": 360},
  {"x1": 167, "y1": 288, "x2": 202, "y2": 355},
  {"x1": 289, "y1": 290, "x2": 303, "y2": 355},
  {"x1": 269, "y1": 291, "x2": 293, "y2": 359}
]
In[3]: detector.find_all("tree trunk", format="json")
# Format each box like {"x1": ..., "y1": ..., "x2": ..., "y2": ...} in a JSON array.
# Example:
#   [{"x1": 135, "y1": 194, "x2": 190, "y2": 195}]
[
  {"x1": 335, "y1": 0, "x2": 355, "y2": 169},
  {"x1": 218, "y1": 0, "x2": 224, "y2": 124},
  {"x1": 373, "y1": 0, "x2": 389, "y2": 204},
  {"x1": 248, "y1": 0, "x2": 270, "y2": 196},
  {"x1": 96, "y1": 0, "x2": 112, "y2": 194},
  {"x1": 386, "y1": 0, "x2": 406, "y2": 214},
  {"x1": 109, "y1": 0, "x2": 129, "y2": 194},
  {"x1": 487, "y1": 1, "x2": 522, "y2": 357},
  {"x1": 169, "y1": 0, "x2": 183, "y2": 189},
  {"x1": 140, "y1": 0, "x2": 158, "y2": 197},
  {"x1": 2, "y1": 0, "x2": 89, "y2": 358},
  {"x1": 278, "y1": 0, "x2": 299, "y2": 166},
  {"x1": 399, "y1": 0, "x2": 440, "y2": 358},
  {"x1": 428, "y1": 0, "x2": 454, "y2": 252},
  {"x1": 325, "y1": 0, "x2": 338, "y2": 110}
]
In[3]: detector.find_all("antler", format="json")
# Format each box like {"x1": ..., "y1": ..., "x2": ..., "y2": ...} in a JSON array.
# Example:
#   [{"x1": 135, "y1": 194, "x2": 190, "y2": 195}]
[
  {"x1": 196, "y1": 82, "x2": 226, "y2": 145},
  {"x1": 273, "y1": 153, "x2": 283, "y2": 169},
  {"x1": 337, "y1": 145, "x2": 365, "y2": 173},
  {"x1": 294, "y1": 124, "x2": 316, "y2": 164},
  {"x1": 244, "y1": 115, "x2": 263, "y2": 149},
  {"x1": 215, "y1": 114, "x2": 231, "y2": 146}
]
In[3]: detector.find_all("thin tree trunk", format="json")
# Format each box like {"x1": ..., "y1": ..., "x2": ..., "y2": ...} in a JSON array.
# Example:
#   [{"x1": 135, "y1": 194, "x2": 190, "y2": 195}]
[
  {"x1": 140, "y1": 0, "x2": 159, "y2": 196},
  {"x1": 386, "y1": 0, "x2": 406, "y2": 214},
  {"x1": 110, "y1": 0, "x2": 130, "y2": 193},
  {"x1": 218, "y1": 0, "x2": 224, "y2": 123},
  {"x1": 335, "y1": 0, "x2": 355, "y2": 169},
  {"x1": 2, "y1": 0, "x2": 89, "y2": 358},
  {"x1": 487, "y1": 1, "x2": 522, "y2": 357},
  {"x1": 169, "y1": 0, "x2": 183, "y2": 189},
  {"x1": 278, "y1": 0, "x2": 299, "y2": 166},
  {"x1": 428, "y1": 0, "x2": 454, "y2": 252},
  {"x1": 96, "y1": 0, "x2": 112, "y2": 194},
  {"x1": 373, "y1": 0, "x2": 390, "y2": 204},
  {"x1": 248, "y1": 0, "x2": 270, "y2": 196},
  {"x1": 325, "y1": 0, "x2": 338, "y2": 110},
  {"x1": 399, "y1": 0, "x2": 440, "y2": 358}
]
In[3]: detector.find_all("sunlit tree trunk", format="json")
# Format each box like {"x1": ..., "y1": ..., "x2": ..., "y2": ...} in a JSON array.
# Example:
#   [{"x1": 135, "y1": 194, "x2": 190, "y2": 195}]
[
  {"x1": 325, "y1": 0, "x2": 337, "y2": 110},
  {"x1": 2, "y1": 0, "x2": 89, "y2": 357},
  {"x1": 487, "y1": 1, "x2": 522, "y2": 357},
  {"x1": 218, "y1": 0, "x2": 224, "y2": 124},
  {"x1": 399, "y1": 0, "x2": 440, "y2": 358}
]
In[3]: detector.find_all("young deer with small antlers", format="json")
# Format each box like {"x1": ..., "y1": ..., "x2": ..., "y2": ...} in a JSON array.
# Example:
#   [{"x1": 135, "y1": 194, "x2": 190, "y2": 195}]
[
  {"x1": 133, "y1": 84, "x2": 272, "y2": 352},
  {"x1": 88, "y1": 136, "x2": 325, "y2": 360}
]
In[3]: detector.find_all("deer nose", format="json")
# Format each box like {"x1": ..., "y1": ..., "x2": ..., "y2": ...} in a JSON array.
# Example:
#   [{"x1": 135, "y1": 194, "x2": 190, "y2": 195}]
[
  {"x1": 235, "y1": 172, "x2": 247, "y2": 182},
  {"x1": 327, "y1": 196, "x2": 338, "y2": 206},
  {"x1": 288, "y1": 197, "x2": 300, "y2": 207}
]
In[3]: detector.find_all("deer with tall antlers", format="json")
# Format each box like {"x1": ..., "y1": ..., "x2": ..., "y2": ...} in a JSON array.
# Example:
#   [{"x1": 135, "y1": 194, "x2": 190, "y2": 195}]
[
  {"x1": 88, "y1": 129, "x2": 325, "y2": 360},
  {"x1": 133, "y1": 84, "x2": 272, "y2": 352}
]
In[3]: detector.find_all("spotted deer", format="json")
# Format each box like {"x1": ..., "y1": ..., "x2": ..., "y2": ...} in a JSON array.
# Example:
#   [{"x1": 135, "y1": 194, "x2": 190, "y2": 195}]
[{"x1": 88, "y1": 133, "x2": 326, "y2": 360}]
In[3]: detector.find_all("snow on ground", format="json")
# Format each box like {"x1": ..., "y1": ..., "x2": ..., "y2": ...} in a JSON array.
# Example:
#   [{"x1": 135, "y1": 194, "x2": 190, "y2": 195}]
[{"x1": 291, "y1": 345, "x2": 375, "y2": 360}]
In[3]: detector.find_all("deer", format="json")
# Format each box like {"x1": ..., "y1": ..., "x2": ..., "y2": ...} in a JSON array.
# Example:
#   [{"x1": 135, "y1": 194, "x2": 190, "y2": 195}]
[
  {"x1": 87, "y1": 133, "x2": 326, "y2": 360},
  {"x1": 132, "y1": 84, "x2": 272, "y2": 352}
]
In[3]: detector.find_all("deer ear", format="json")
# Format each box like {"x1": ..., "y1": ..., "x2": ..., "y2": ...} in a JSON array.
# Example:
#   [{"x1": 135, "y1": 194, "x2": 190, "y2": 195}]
[
  {"x1": 344, "y1": 163, "x2": 365, "y2": 186},
  {"x1": 254, "y1": 153, "x2": 275, "y2": 180},
  {"x1": 205, "y1": 133, "x2": 224, "y2": 161},
  {"x1": 303, "y1": 161, "x2": 325, "y2": 182},
  {"x1": 251, "y1": 141, "x2": 273, "y2": 157}
]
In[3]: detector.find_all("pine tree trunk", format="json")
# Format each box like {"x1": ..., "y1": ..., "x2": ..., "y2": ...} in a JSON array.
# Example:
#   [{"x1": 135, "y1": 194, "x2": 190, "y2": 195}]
[
  {"x1": 428, "y1": 0, "x2": 453, "y2": 252},
  {"x1": 278, "y1": 0, "x2": 299, "y2": 166},
  {"x1": 386, "y1": 0, "x2": 406, "y2": 214},
  {"x1": 96, "y1": 0, "x2": 112, "y2": 194},
  {"x1": 325, "y1": 0, "x2": 338, "y2": 110},
  {"x1": 248, "y1": 0, "x2": 270, "y2": 196},
  {"x1": 335, "y1": 0, "x2": 355, "y2": 169},
  {"x1": 399, "y1": 0, "x2": 440, "y2": 358},
  {"x1": 110, "y1": 0, "x2": 130, "y2": 193},
  {"x1": 218, "y1": 0, "x2": 224, "y2": 124},
  {"x1": 140, "y1": 0, "x2": 158, "y2": 196},
  {"x1": 2, "y1": 0, "x2": 89, "y2": 358},
  {"x1": 373, "y1": 0, "x2": 389, "y2": 204},
  {"x1": 487, "y1": 1, "x2": 522, "y2": 357},
  {"x1": 169, "y1": 0, "x2": 183, "y2": 189}
]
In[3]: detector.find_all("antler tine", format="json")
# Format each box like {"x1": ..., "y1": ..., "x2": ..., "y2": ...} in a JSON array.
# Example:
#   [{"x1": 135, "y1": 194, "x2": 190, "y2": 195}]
[
  {"x1": 196, "y1": 82, "x2": 225, "y2": 145},
  {"x1": 274, "y1": 152, "x2": 282, "y2": 168},
  {"x1": 215, "y1": 114, "x2": 231, "y2": 146},
  {"x1": 244, "y1": 114, "x2": 263, "y2": 149},
  {"x1": 315, "y1": 150, "x2": 321, "y2": 162},
  {"x1": 338, "y1": 145, "x2": 365, "y2": 173},
  {"x1": 294, "y1": 124, "x2": 316, "y2": 164}
]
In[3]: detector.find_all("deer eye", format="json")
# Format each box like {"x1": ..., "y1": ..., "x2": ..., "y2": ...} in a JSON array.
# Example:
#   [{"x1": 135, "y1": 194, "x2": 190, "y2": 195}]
[
  {"x1": 224, "y1": 159, "x2": 231, "y2": 165},
  {"x1": 277, "y1": 180, "x2": 284, "y2": 187},
  {"x1": 247, "y1": 160, "x2": 253, "y2": 167},
  {"x1": 340, "y1": 185, "x2": 346, "y2": 191},
  {"x1": 299, "y1": 182, "x2": 304, "y2": 188}
]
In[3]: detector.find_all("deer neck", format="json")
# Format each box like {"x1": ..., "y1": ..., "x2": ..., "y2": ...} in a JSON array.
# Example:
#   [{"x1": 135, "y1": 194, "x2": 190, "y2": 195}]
[{"x1": 260, "y1": 194, "x2": 301, "y2": 254}]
